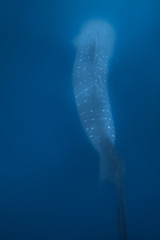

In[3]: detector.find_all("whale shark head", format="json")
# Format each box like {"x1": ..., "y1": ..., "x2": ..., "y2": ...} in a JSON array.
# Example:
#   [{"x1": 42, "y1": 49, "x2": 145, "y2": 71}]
[{"x1": 74, "y1": 19, "x2": 115, "y2": 58}]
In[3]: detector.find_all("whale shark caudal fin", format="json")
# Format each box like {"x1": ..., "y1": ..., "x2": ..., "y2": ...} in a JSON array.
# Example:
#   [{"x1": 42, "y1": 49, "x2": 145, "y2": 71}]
[
  {"x1": 99, "y1": 137, "x2": 127, "y2": 240},
  {"x1": 117, "y1": 183, "x2": 127, "y2": 240}
]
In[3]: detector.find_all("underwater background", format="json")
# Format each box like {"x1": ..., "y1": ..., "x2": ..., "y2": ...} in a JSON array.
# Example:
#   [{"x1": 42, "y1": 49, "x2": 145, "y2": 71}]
[{"x1": 0, "y1": 0, "x2": 160, "y2": 239}]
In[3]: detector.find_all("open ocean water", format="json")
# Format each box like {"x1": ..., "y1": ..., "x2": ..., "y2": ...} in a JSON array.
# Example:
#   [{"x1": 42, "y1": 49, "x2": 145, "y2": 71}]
[{"x1": 0, "y1": 0, "x2": 160, "y2": 239}]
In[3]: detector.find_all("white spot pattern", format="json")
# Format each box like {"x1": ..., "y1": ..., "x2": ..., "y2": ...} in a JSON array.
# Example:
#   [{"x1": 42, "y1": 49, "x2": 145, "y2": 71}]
[{"x1": 73, "y1": 20, "x2": 115, "y2": 153}]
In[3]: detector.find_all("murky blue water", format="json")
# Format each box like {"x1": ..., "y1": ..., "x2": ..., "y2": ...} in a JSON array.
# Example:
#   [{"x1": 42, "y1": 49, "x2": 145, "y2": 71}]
[{"x1": 0, "y1": 1, "x2": 160, "y2": 239}]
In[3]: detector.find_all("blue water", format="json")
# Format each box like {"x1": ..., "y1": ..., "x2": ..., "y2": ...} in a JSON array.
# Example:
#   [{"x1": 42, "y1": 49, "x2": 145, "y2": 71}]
[{"x1": 0, "y1": 0, "x2": 160, "y2": 239}]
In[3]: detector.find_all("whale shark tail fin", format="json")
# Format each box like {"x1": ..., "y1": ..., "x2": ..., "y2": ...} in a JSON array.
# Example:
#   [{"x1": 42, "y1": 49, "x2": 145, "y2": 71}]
[
  {"x1": 99, "y1": 138, "x2": 127, "y2": 240},
  {"x1": 117, "y1": 183, "x2": 127, "y2": 240}
]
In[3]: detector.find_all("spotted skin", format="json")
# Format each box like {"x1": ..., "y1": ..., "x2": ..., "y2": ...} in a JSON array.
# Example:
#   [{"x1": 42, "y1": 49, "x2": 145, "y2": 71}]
[{"x1": 73, "y1": 20, "x2": 115, "y2": 155}]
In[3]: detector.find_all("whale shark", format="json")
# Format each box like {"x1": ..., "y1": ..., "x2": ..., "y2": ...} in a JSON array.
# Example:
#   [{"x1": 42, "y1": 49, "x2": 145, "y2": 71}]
[{"x1": 72, "y1": 20, "x2": 127, "y2": 240}]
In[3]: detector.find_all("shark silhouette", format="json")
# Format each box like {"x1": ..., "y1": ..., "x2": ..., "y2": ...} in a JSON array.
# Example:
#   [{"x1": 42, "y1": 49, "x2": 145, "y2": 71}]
[{"x1": 72, "y1": 20, "x2": 127, "y2": 240}]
